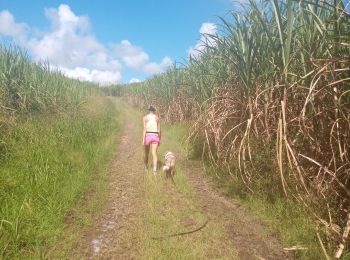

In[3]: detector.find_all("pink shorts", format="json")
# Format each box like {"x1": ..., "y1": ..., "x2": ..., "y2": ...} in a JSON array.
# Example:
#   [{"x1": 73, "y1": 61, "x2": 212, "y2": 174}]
[{"x1": 144, "y1": 133, "x2": 160, "y2": 145}]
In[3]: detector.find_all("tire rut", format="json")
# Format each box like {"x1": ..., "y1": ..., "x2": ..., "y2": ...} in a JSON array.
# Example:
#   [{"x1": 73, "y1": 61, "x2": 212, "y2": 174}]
[
  {"x1": 72, "y1": 120, "x2": 144, "y2": 259},
  {"x1": 69, "y1": 104, "x2": 291, "y2": 259},
  {"x1": 185, "y1": 161, "x2": 291, "y2": 260}
]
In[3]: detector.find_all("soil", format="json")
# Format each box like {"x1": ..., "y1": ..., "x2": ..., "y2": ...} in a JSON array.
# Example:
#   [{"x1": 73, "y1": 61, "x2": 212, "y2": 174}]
[
  {"x1": 68, "y1": 107, "x2": 291, "y2": 259},
  {"x1": 70, "y1": 120, "x2": 144, "y2": 259},
  {"x1": 185, "y1": 160, "x2": 290, "y2": 259}
]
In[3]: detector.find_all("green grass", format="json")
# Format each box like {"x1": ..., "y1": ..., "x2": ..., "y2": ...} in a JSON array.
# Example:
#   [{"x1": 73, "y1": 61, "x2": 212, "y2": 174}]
[
  {"x1": 0, "y1": 44, "x2": 96, "y2": 115},
  {"x1": 144, "y1": 122, "x2": 236, "y2": 258},
  {"x1": 105, "y1": 2, "x2": 350, "y2": 257},
  {"x1": 138, "y1": 171, "x2": 237, "y2": 259},
  {"x1": 115, "y1": 105, "x2": 237, "y2": 259},
  {"x1": 210, "y1": 171, "x2": 330, "y2": 259},
  {"x1": 0, "y1": 96, "x2": 120, "y2": 259}
]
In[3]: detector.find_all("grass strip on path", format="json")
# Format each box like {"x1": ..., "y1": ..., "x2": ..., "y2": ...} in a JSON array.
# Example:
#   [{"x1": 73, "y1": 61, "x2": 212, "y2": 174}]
[
  {"x1": 58, "y1": 99, "x2": 290, "y2": 259},
  {"x1": 123, "y1": 102, "x2": 238, "y2": 259}
]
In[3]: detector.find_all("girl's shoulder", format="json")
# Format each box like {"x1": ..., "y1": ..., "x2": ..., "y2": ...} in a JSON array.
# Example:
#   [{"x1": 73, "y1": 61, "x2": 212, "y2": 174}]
[{"x1": 153, "y1": 114, "x2": 160, "y2": 121}]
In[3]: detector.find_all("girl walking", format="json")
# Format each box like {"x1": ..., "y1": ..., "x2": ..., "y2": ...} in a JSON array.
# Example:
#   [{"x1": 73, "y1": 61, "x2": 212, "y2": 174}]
[{"x1": 143, "y1": 105, "x2": 161, "y2": 174}]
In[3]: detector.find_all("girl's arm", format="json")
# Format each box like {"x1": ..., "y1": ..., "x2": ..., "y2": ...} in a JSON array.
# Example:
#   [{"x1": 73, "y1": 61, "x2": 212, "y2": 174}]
[
  {"x1": 157, "y1": 116, "x2": 161, "y2": 142},
  {"x1": 142, "y1": 116, "x2": 146, "y2": 145}
]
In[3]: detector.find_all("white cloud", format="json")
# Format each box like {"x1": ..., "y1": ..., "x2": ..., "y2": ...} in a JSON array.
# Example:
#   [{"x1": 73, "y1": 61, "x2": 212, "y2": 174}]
[
  {"x1": 0, "y1": 10, "x2": 28, "y2": 39},
  {"x1": 123, "y1": 52, "x2": 148, "y2": 69},
  {"x1": 59, "y1": 66, "x2": 121, "y2": 86},
  {"x1": 112, "y1": 40, "x2": 173, "y2": 75},
  {"x1": 143, "y1": 56, "x2": 173, "y2": 74},
  {"x1": 200, "y1": 22, "x2": 217, "y2": 35},
  {"x1": 188, "y1": 22, "x2": 217, "y2": 58},
  {"x1": 44, "y1": 4, "x2": 89, "y2": 33},
  {"x1": 26, "y1": 4, "x2": 116, "y2": 71},
  {"x1": 129, "y1": 78, "x2": 141, "y2": 83},
  {"x1": 0, "y1": 5, "x2": 173, "y2": 84},
  {"x1": 115, "y1": 40, "x2": 149, "y2": 69}
]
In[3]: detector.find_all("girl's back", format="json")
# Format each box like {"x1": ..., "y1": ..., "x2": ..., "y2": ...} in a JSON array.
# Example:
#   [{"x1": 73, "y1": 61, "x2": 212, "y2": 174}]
[{"x1": 145, "y1": 114, "x2": 158, "y2": 132}]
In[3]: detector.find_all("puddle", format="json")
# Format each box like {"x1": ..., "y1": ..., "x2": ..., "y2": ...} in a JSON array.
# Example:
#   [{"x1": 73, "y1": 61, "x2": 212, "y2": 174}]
[
  {"x1": 91, "y1": 238, "x2": 102, "y2": 253},
  {"x1": 90, "y1": 220, "x2": 117, "y2": 255}
]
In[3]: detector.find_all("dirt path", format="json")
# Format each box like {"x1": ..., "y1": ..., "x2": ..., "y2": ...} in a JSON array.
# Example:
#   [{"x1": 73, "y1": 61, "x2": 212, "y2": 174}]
[
  {"x1": 70, "y1": 110, "x2": 145, "y2": 259},
  {"x1": 87, "y1": 121, "x2": 143, "y2": 258},
  {"x1": 69, "y1": 101, "x2": 290, "y2": 259},
  {"x1": 185, "y1": 160, "x2": 290, "y2": 259}
]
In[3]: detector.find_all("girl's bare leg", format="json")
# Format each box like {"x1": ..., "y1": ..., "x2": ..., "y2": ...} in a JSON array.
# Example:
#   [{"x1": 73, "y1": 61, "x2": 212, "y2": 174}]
[
  {"x1": 151, "y1": 143, "x2": 158, "y2": 173},
  {"x1": 144, "y1": 145, "x2": 150, "y2": 170}
]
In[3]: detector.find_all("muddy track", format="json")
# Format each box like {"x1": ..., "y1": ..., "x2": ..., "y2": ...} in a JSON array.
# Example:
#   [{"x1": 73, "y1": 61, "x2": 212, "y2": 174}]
[
  {"x1": 71, "y1": 120, "x2": 144, "y2": 259},
  {"x1": 185, "y1": 160, "x2": 291, "y2": 259},
  {"x1": 70, "y1": 105, "x2": 290, "y2": 259}
]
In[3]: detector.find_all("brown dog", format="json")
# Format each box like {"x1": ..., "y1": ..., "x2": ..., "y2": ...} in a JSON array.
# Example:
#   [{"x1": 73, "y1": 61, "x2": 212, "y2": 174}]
[{"x1": 162, "y1": 151, "x2": 176, "y2": 178}]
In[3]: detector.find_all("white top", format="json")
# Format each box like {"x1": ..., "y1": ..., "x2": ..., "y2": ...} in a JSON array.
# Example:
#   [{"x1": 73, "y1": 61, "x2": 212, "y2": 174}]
[{"x1": 145, "y1": 114, "x2": 158, "y2": 132}]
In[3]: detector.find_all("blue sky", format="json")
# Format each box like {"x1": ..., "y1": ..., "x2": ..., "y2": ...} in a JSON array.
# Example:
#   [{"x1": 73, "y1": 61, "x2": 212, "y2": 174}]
[{"x1": 0, "y1": 0, "x2": 234, "y2": 85}]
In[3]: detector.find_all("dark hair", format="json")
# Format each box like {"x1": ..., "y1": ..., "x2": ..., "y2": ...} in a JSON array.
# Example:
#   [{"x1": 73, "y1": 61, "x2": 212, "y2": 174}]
[{"x1": 148, "y1": 105, "x2": 156, "y2": 112}]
